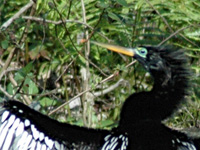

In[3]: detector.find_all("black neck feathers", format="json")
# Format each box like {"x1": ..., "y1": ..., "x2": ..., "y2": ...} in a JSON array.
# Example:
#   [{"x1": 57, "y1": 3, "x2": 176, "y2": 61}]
[{"x1": 119, "y1": 46, "x2": 191, "y2": 126}]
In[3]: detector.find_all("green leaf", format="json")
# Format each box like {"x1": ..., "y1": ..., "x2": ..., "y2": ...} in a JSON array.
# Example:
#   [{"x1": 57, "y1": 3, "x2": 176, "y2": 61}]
[
  {"x1": 108, "y1": 12, "x2": 121, "y2": 22},
  {"x1": 116, "y1": 0, "x2": 128, "y2": 7},
  {"x1": 24, "y1": 77, "x2": 39, "y2": 94},
  {"x1": 100, "y1": 120, "x2": 114, "y2": 127},
  {"x1": 40, "y1": 97, "x2": 57, "y2": 107},
  {"x1": 98, "y1": 1, "x2": 109, "y2": 8},
  {"x1": 7, "y1": 83, "x2": 15, "y2": 95},
  {"x1": 1, "y1": 40, "x2": 9, "y2": 49},
  {"x1": 19, "y1": 62, "x2": 34, "y2": 77}
]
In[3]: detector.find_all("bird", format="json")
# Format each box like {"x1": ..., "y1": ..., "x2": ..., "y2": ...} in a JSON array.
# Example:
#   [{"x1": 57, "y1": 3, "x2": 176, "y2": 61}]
[{"x1": 0, "y1": 41, "x2": 199, "y2": 150}]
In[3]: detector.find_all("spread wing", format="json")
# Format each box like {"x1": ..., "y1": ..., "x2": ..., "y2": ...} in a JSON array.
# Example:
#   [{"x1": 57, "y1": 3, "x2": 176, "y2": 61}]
[
  {"x1": 0, "y1": 100, "x2": 72, "y2": 150},
  {"x1": 0, "y1": 100, "x2": 107, "y2": 150}
]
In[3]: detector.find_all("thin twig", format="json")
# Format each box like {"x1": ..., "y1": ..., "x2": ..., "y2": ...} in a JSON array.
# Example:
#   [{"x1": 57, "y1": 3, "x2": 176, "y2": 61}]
[
  {"x1": 48, "y1": 73, "x2": 121, "y2": 115},
  {"x1": 20, "y1": 89, "x2": 59, "y2": 98},
  {"x1": 0, "y1": 86, "x2": 13, "y2": 99},
  {"x1": 56, "y1": 58, "x2": 77, "y2": 83},
  {"x1": 158, "y1": 26, "x2": 190, "y2": 46},
  {"x1": 0, "y1": 60, "x2": 21, "y2": 80},
  {"x1": 48, "y1": 60, "x2": 137, "y2": 115},
  {"x1": 48, "y1": 87, "x2": 91, "y2": 115},
  {"x1": 8, "y1": 73, "x2": 31, "y2": 104},
  {"x1": 22, "y1": 16, "x2": 110, "y2": 41},
  {"x1": 19, "y1": 2, "x2": 36, "y2": 45},
  {"x1": 22, "y1": 16, "x2": 94, "y2": 29},
  {"x1": 0, "y1": 48, "x2": 16, "y2": 81},
  {"x1": 94, "y1": 79, "x2": 127, "y2": 97},
  {"x1": 0, "y1": 0, "x2": 34, "y2": 30},
  {"x1": 125, "y1": 60, "x2": 137, "y2": 68}
]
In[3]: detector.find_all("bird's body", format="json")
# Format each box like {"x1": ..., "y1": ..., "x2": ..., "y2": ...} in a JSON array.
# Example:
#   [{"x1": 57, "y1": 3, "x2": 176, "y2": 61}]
[
  {"x1": 0, "y1": 43, "x2": 199, "y2": 150},
  {"x1": 118, "y1": 121, "x2": 198, "y2": 150}
]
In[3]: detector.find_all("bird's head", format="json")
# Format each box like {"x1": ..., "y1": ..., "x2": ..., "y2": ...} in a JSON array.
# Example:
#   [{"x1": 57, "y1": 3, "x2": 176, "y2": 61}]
[{"x1": 91, "y1": 41, "x2": 190, "y2": 89}]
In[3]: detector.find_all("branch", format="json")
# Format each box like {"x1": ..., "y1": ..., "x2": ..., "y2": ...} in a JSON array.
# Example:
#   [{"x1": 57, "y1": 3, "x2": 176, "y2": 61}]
[
  {"x1": 48, "y1": 61, "x2": 137, "y2": 115},
  {"x1": 0, "y1": 48, "x2": 16, "y2": 81},
  {"x1": 158, "y1": 26, "x2": 190, "y2": 46},
  {"x1": 22, "y1": 16, "x2": 110, "y2": 41},
  {"x1": 94, "y1": 79, "x2": 127, "y2": 97},
  {"x1": 22, "y1": 16, "x2": 94, "y2": 29},
  {"x1": 0, "y1": 0, "x2": 34, "y2": 30},
  {"x1": 0, "y1": 86, "x2": 13, "y2": 99},
  {"x1": 81, "y1": 0, "x2": 91, "y2": 126}
]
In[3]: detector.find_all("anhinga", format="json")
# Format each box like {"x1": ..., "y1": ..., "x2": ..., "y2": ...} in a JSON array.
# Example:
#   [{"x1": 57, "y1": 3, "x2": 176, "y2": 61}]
[{"x1": 0, "y1": 41, "x2": 199, "y2": 150}]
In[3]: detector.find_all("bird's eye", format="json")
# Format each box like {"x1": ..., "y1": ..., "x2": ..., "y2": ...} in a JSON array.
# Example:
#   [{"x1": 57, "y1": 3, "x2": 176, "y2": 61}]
[
  {"x1": 137, "y1": 48, "x2": 147, "y2": 58},
  {"x1": 140, "y1": 49, "x2": 146, "y2": 54}
]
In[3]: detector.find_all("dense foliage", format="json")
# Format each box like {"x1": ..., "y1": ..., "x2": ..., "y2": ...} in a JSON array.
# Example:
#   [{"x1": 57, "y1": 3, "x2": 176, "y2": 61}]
[{"x1": 0, "y1": 0, "x2": 199, "y2": 129}]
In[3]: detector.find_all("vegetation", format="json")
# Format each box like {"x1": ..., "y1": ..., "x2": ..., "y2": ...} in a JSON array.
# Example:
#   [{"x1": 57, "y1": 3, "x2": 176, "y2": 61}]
[{"x1": 0, "y1": 0, "x2": 199, "y2": 130}]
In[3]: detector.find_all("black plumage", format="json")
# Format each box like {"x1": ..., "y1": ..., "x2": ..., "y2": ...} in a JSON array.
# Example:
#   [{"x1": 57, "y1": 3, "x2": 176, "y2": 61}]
[
  {"x1": 0, "y1": 42, "x2": 199, "y2": 150},
  {"x1": 120, "y1": 46, "x2": 191, "y2": 125},
  {"x1": 117, "y1": 46, "x2": 199, "y2": 150}
]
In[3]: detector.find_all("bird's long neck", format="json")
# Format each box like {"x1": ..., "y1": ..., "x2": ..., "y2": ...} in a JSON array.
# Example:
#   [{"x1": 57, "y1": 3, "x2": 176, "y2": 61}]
[
  {"x1": 150, "y1": 66, "x2": 190, "y2": 117},
  {"x1": 152, "y1": 68, "x2": 188, "y2": 98},
  {"x1": 119, "y1": 52, "x2": 190, "y2": 127}
]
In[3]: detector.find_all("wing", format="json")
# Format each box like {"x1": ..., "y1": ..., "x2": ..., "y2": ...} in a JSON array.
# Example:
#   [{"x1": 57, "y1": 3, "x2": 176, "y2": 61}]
[
  {"x1": 0, "y1": 100, "x2": 107, "y2": 150},
  {"x1": 101, "y1": 132, "x2": 129, "y2": 150},
  {"x1": 170, "y1": 128, "x2": 199, "y2": 150},
  {"x1": 0, "y1": 100, "x2": 66, "y2": 150},
  {"x1": 172, "y1": 138, "x2": 197, "y2": 150}
]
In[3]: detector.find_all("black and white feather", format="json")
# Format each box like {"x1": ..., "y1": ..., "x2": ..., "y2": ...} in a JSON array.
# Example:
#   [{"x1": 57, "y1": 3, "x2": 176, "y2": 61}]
[
  {"x1": 0, "y1": 102, "x2": 66, "y2": 150},
  {"x1": 0, "y1": 100, "x2": 110, "y2": 150},
  {"x1": 102, "y1": 133, "x2": 129, "y2": 150},
  {"x1": 172, "y1": 138, "x2": 197, "y2": 150}
]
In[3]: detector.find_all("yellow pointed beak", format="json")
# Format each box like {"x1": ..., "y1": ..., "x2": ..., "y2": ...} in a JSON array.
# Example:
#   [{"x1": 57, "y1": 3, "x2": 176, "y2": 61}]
[{"x1": 91, "y1": 41, "x2": 135, "y2": 57}]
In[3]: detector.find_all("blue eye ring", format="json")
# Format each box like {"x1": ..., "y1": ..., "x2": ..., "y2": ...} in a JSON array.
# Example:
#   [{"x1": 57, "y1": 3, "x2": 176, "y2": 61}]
[{"x1": 136, "y1": 47, "x2": 147, "y2": 58}]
